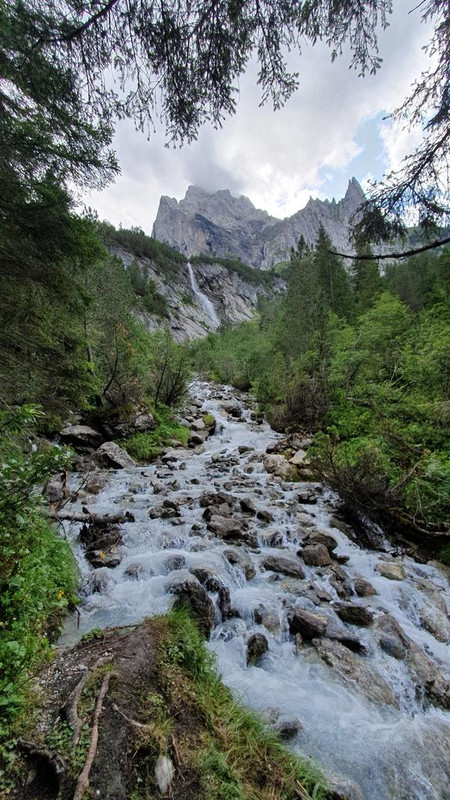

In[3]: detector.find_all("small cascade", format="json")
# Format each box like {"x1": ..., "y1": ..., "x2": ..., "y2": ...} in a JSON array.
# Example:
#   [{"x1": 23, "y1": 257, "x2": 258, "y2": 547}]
[
  {"x1": 59, "y1": 381, "x2": 450, "y2": 800},
  {"x1": 187, "y1": 261, "x2": 220, "y2": 327}
]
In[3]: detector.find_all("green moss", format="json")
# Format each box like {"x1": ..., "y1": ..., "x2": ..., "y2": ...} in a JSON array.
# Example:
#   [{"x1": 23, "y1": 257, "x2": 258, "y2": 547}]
[
  {"x1": 121, "y1": 412, "x2": 189, "y2": 462},
  {"x1": 202, "y1": 413, "x2": 216, "y2": 431}
]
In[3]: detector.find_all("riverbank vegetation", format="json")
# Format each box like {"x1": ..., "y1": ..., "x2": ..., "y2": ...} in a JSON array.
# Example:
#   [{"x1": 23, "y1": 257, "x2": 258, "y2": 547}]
[
  {"x1": 5, "y1": 611, "x2": 329, "y2": 799},
  {"x1": 0, "y1": 407, "x2": 78, "y2": 780},
  {"x1": 192, "y1": 231, "x2": 450, "y2": 547}
]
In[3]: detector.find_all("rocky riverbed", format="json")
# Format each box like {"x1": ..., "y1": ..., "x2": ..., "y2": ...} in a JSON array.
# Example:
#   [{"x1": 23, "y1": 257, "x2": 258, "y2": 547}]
[{"x1": 58, "y1": 380, "x2": 450, "y2": 800}]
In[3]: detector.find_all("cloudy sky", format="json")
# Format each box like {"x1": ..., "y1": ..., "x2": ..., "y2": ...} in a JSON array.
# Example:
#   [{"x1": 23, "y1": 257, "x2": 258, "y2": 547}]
[{"x1": 82, "y1": 3, "x2": 432, "y2": 233}]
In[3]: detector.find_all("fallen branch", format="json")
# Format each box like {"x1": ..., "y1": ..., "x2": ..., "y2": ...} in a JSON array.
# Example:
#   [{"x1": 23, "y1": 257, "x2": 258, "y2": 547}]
[
  {"x1": 112, "y1": 703, "x2": 149, "y2": 730},
  {"x1": 329, "y1": 234, "x2": 450, "y2": 261},
  {"x1": 73, "y1": 669, "x2": 117, "y2": 800},
  {"x1": 50, "y1": 510, "x2": 134, "y2": 524}
]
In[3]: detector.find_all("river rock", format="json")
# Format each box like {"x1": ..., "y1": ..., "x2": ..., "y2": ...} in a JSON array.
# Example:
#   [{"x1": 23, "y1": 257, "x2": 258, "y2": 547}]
[
  {"x1": 407, "y1": 645, "x2": 450, "y2": 709},
  {"x1": 86, "y1": 548, "x2": 122, "y2": 569},
  {"x1": 221, "y1": 401, "x2": 242, "y2": 417},
  {"x1": 86, "y1": 568, "x2": 111, "y2": 593},
  {"x1": 254, "y1": 604, "x2": 280, "y2": 634},
  {"x1": 376, "y1": 560, "x2": 406, "y2": 581},
  {"x1": 256, "y1": 508, "x2": 274, "y2": 523},
  {"x1": 289, "y1": 449, "x2": 308, "y2": 466},
  {"x1": 223, "y1": 548, "x2": 256, "y2": 580},
  {"x1": 154, "y1": 755, "x2": 174, "y2": 795},
  {"x1": 44, "y1": 475, "x2": 65, "y2": 504},
  {"x1": 60, "y1": 423, "x2": 102, "y2": 451},
  {"x1": 125, "y1": 562, "x2": 144, "y2": 579},
  {"x1": 334, "y1": 602, "x2": 374, "y2": 627},
  {"x1": 300, "y1": 544, "x2": 332, "y2": 567},
  {"x1": 261, "y1": 555, "x2": 305, "y2": 579},
  {"x1": 188, "y1": 431, "x2": 207, "y2": 446},
  {"x1": 353, "y1": 576, "x2": 377, "y2": 597},
  {"x1": 79, "y1": 520, "x2": 122, "y2": 551},
  {"x1": 200, "y1": 490, "x2": 235, "y2": 507},
  {"x1": 313, "y1": 639, "x2": 398, "y2": 707},
  {"x1": 263, "y1": 454, "x2": 298, "y2": 482},
  {"x1": 93, "y1": 442, "x2": 136, "y2": 469},
  {"x1": 203, "y1": 503, "x2": 232, "y2": 521},
  {"x1": 288, "y1": 608, "x2": 328, "y2": 639},
  {"x1": 170, "y1": 575, "x2": 215, "y2": 638},
  {"x1": 240, "y1": 497, "x2": 257, "y2": 514},
  {"x1": 191, "y1": 417, "x2": 206, "y2": 431},
  {"x1": 296, "y1": 485, "x2": 320, "y2": 503},
  {"x1": 301, "y1": 530, "x2": 338, "y2": 552},
  {"x1": 375, "y1": 614, "x2": 410, "y2": 660},
  {"x1": 247, "y1": 632, "x2": 269, "y2": 665},
  {"x1": 164, "y1": 554, "x2": 186, "y2": 572},
  {"x1": 328, "y1": 776, "x2": 364, "y2": 800},
  {"x1": 207, "y1": 515, "x2": 254, "y2": 546},
  {"x1": 418, "y1": 607, "x2": 450, "y2": 643},
  {"x1": 273, "y1": 718, "x2": 303, "y2": 740},
  {"x1": 190, "y1": 565, "x2": 222, "y2": 592}
]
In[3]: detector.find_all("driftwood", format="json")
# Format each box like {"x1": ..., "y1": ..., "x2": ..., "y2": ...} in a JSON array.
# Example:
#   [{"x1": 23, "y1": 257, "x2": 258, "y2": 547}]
[
  {"x1": 72, "y1": 669, "x2": 117, "y2": 800},
  {"x1": 51, "y1": 510, "x2": 134, "y2": 524}
]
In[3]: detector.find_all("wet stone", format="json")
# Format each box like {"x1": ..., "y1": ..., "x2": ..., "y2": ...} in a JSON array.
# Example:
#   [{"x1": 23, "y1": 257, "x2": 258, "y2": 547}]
[
  {"x1": 300, "y1": 544, "x2": 332, "y2": 567},
  {"x1": 288, "y1": 608, "x2": 328, "y2": 640},
  {"x1": 334, "y1": 602, "x2": 374, "y2": 627},
  {"x1": 170, "y1": 576, "x2": 215, "y2": 639},
  {"x1": 353, "y1": 576, "x2": 377, "y2": 597},
  {"x1": 273, "y1": 718, "x2": 303, "y2": 741},
  {"x1": 261, "y1": 555, "x2": 305, "y2": 579},
  {"x1": 246, "y1": 633, "x2": 269, "y2": 665},
  {"x1": 124, "y1": 563, "x2": 144, "y2": 580},
  {"x1": 240, "y1": 497, "x2": 257, "y2": 514},
  {"x1": 376, "y1": 560, "x2": 406, "y2": 581}
]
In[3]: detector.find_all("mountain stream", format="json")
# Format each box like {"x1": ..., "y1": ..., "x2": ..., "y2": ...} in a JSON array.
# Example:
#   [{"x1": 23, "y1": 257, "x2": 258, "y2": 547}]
[{"x1": 59, "y1": 381, "x2": 450, "y2": 800}]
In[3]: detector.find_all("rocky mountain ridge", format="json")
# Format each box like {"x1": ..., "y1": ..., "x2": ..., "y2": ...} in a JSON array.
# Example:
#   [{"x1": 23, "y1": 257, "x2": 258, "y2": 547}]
[{"x1": 153, "y1": 179, "x2": 365, "y2": 269}]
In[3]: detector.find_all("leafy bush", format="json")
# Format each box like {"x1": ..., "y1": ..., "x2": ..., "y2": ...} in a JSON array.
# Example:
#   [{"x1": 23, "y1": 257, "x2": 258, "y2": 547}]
[
  {"x1": 121, "y1": 409, "x2": 189, "y2": 462},
  {"x1": 0, "y1": 406, "x2": 78, "y2": 763}
]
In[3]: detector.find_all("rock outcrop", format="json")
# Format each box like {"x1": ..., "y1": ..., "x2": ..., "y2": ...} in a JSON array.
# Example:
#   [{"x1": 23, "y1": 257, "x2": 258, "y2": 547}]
[
  {"x1": 153, "y1": 179, "x2": 365, "y2": 269},
  {"x1": 113, "y1": 243, "x2": 283, "y2": 342}
]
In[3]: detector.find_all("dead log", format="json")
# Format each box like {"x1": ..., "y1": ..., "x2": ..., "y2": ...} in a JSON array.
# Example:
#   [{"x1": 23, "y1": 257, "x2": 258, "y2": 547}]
[{"x1": 51, "y1": 510, "x2": 135, "y2": 524}]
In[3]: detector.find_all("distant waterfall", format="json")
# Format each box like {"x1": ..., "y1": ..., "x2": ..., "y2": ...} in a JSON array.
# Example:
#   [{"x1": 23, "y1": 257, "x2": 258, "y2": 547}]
[{"x1": 187, "y1": 262, "x2": 220, "y2": 327}]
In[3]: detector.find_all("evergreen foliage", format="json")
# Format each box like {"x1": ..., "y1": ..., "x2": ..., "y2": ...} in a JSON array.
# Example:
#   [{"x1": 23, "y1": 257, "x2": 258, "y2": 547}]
[
  {"x1": 193, "y1": 243, "x2": 450, "y2": 534},
  {"x1": 190, "y1": 254, "x2": 276, "y2": 287}
]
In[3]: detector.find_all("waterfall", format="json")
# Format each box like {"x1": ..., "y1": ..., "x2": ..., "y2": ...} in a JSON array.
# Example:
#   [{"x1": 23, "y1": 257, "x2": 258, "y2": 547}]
[{"x1": 187, "y1": 262, "x2": 220, "y2": 327}]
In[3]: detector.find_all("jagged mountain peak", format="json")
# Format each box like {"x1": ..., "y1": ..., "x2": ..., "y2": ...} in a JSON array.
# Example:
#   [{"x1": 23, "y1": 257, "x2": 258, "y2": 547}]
[{"x1": 153, "y1": 179, "x2": 364, "y2": 269}]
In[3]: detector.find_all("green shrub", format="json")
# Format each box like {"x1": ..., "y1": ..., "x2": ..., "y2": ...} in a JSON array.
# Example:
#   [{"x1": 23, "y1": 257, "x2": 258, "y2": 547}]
[
  {"x1": 0, "y1": 406, "x2": 78, "y2": 779},
  {"x1": 121, "y1": 410, "x2": 189, "y2": 462}
]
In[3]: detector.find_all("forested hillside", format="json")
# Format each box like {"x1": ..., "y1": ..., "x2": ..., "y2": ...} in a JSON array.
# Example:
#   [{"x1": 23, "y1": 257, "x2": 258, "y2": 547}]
[{"x1": 193, "y1": 229, "x2": 450, "y2": 551}]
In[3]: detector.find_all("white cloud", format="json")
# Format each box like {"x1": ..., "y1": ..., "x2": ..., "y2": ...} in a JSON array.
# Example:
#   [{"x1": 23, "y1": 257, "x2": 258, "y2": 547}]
[{"x1": 81, "y1": 4, "x2": 434, "y2": 230}]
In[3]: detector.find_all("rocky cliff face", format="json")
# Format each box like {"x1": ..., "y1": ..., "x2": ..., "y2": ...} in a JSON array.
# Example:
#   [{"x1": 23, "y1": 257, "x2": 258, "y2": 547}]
[
  {"x1": 153, "y1": 179, "x2": 365, "y2": 269},
  {"x1": 113, "y1": 245, "x2": 283, "y2": 342}
]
